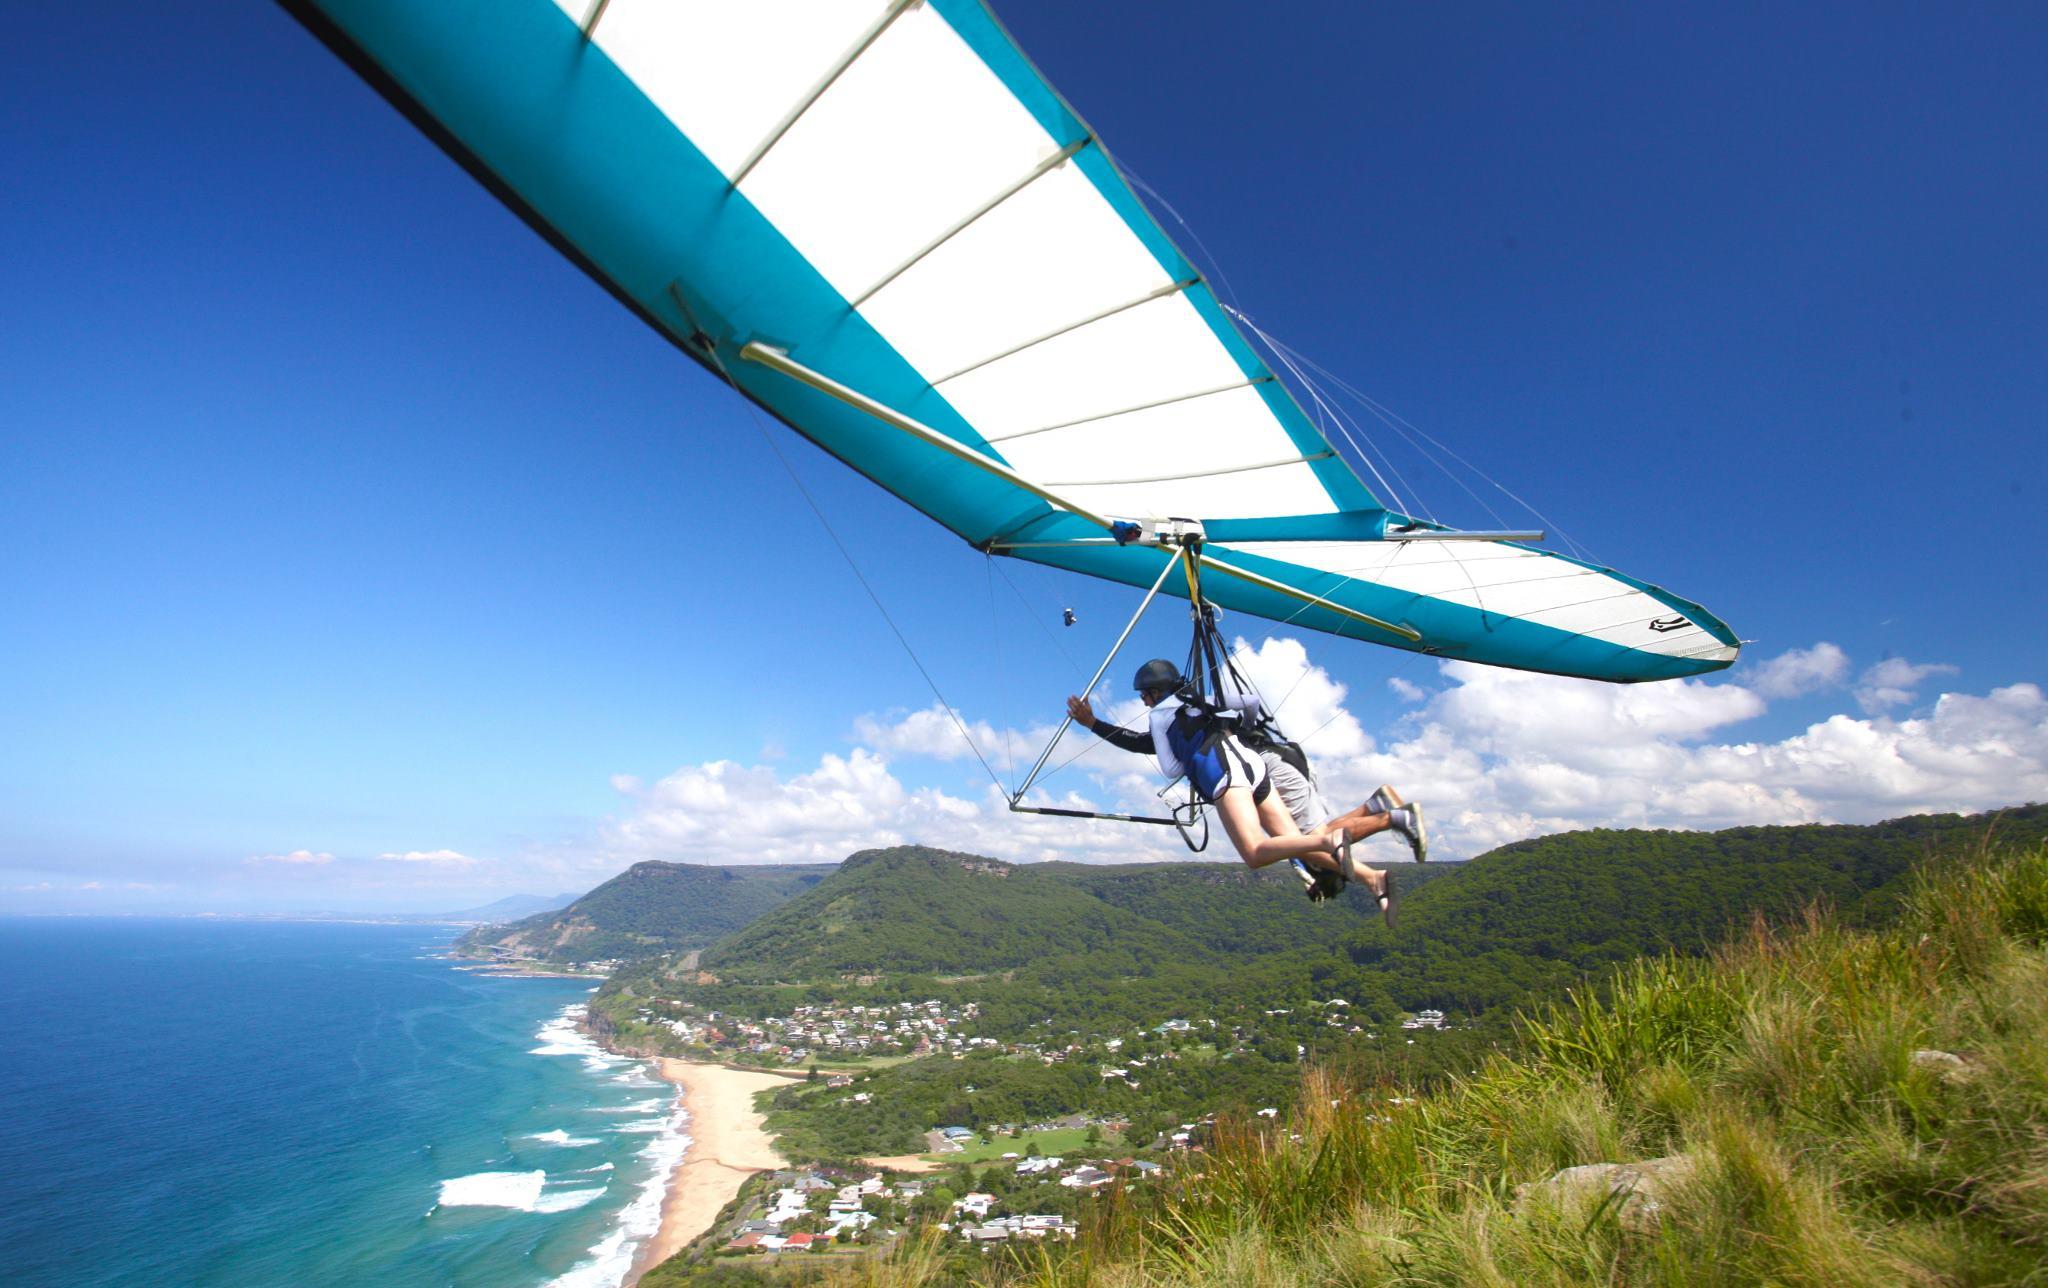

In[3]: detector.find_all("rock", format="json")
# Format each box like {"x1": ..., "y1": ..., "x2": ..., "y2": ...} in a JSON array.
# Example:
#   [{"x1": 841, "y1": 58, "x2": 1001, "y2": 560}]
[
  {"x1": 1514, "y1": 1154, "x2": 1696, "y2": 1233},
  {"x1": 1911, "y1": 1049, "x2": 1973, "y2": 1084}
]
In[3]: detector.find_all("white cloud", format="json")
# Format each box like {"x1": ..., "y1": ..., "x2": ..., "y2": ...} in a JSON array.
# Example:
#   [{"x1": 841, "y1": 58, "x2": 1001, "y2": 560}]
[
  {"x1": 248, "y1": 849, "x2": 334, "y2": 866},
  {"x1": 1387, "y1": 676, "x2": 1427, "y2": 703},
  {"x1": 1856, "y1": 656, "x2": 1960, "y2": 714},
  {"x1": 1747, "y1": 642, "x2": 1850, "y2": 698},
  {"x1": 1299, "y1": 659, "x2": 2044, "y2": 860},
  {"x1": 376, "y1": 849, "x2": 476, "y2": 865},
  {"x1": 601, "y1": 641, "x2": 2044, "y2": 871},
  {"x1": 603, "y1": 745, "x2": 1189, "y2": 867},
  {"x1": 850, "y1": 706, "x2": 1014, "y2": 764},
  {"x1": 1229, "y1": 636, "x2": 1374, "y2": 762}
]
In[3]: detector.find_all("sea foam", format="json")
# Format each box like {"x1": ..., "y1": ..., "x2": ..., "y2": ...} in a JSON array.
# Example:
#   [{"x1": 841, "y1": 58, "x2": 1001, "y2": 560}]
[
  {"x1": 527, "y1": 1130, "x2": 601, "y2": 1147},
  {"x1": 438, "y1": 1170, "x2": 547, "y2": 1210},
  {"x1": 549, "y1": 1088, "x2": 692, "y2": 1286}
]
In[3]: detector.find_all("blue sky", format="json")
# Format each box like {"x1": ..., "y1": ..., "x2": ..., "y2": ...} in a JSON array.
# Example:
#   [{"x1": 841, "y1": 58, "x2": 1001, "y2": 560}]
[{"x1": 3, "y1": 1, "x2": 2043, "y2": 912}]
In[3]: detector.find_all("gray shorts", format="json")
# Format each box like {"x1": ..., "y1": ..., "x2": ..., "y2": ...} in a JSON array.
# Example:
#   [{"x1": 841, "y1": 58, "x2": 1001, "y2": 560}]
[{"x1": 1260, "y1": 749, "x2": 1330, "y2": 833}]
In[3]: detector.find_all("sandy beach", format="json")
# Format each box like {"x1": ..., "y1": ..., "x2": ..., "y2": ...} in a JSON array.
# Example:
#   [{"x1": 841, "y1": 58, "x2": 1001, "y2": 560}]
[{"x1": 629, "y1": 1061, "x2": 791, "y2": 1282}]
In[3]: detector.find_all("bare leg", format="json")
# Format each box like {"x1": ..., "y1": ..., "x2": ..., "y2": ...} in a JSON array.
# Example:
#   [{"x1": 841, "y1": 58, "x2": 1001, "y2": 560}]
[{"x1": 1213, "y1": 788, "x2": 1342, "y2": 871}]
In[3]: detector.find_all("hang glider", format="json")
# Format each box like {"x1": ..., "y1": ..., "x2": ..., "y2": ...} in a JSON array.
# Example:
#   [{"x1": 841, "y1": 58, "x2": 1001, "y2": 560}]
[{"x1": 280, "y1": 0, "x2": 1739, "y2": 684}]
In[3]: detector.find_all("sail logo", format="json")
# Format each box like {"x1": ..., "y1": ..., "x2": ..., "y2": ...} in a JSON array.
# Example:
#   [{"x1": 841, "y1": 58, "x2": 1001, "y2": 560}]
[{"x1": 1648, "y1": 616, "x2": 1691, "y2": 633}]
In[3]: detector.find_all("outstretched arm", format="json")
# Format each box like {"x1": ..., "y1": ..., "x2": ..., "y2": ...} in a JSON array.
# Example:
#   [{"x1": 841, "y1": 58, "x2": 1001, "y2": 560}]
[{"x1": 1066, "y1": 695, "x2": 1152, "y2": 755}]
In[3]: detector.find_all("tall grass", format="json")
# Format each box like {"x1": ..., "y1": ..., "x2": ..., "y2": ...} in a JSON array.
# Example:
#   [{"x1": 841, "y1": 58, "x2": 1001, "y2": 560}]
[{"x1": 981, "y1": 833, "x2": 2048, "y2": 1287}]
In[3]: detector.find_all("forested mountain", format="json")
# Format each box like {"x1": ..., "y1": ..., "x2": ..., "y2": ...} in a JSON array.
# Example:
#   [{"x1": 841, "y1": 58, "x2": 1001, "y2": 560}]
[
  {"x1": 454, "y1": 861, "x2": 836, "y2": 962},
  {"x1": 698, "y1": 846, "x2": 1451, "y2": 979},
  {"x1": 643, "y1": 807, "x2": 2048, "y2": 1033}
]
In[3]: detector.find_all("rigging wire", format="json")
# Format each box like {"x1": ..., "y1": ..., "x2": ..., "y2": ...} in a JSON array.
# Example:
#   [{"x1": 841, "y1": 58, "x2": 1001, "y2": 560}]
[
  {"x1": 985, "y1": 554, "x2": 1019, "y2": 792},
  {"x1": 1123, "y1": 157, "x2": 1587, "y2": 562},
  {"x1": 741, "y1": 401, "x2": 1008, "y2": 794},
  {"x1": 670, "y1": 303, "x2": 1011, "y2": 795},
  {"x1": 1229, "y1": 307, "x2": 1431, "y2": 523},
  {"x1": 1248, "y1": 321, "x2": 1597, "y2": 563}
]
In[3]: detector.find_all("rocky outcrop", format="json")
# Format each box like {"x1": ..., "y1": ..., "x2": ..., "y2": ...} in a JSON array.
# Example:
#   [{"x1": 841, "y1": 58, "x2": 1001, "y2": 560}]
[
  {"x1": 1911, "y1": 1048, "x2": 1975, "y2": 1084},
  {"x1": 1515, "y1": 1154, "x2": 1697, "y2": 1232}
]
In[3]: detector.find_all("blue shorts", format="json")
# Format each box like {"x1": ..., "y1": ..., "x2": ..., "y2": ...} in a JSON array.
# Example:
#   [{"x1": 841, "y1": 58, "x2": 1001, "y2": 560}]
[{"x1": 1187, "y1": 734, "x2": 1271, "y2": 806}]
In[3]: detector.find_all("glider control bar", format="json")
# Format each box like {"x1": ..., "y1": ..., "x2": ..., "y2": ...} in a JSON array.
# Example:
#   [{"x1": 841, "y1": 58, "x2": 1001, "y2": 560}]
[{"x1": 1009, "y1": 805, "x2": 1180, "y2": 826}]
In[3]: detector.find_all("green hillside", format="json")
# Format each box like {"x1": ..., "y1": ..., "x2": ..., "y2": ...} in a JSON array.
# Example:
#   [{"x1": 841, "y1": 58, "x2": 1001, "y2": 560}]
[
  {"x1": 1361, "y1": 805, "x2": 2048, "y2": 1014},
  {"x1": 455, "y1": 861, "x2": 835, "y2": 963},
  {"x1": 700, "y1": 846, "x2": 1454, "y2": 981},
  {"x1": 685, "y1": 809, "x2": 2047, "y2": 1022},
  {"x1": 994, "y1": 829, "x2": 2048, "y2": 1287}
]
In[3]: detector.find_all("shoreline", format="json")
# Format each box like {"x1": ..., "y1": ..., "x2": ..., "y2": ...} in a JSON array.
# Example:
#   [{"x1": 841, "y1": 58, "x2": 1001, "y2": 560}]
[{"x1": 626, "y1": 1059, "x2": 790, "y2": 1283}]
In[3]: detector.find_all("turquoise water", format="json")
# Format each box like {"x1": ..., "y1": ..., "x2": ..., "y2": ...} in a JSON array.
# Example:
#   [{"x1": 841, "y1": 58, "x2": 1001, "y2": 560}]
[{"x1": 0, "y1": 918, "x2": 686, "y2": 1287}]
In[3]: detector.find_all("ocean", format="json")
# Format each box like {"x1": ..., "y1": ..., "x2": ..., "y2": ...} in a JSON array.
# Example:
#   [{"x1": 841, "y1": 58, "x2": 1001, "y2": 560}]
[{"x1": 0, "y1": 918, "x2": 688, "y2": 1287}]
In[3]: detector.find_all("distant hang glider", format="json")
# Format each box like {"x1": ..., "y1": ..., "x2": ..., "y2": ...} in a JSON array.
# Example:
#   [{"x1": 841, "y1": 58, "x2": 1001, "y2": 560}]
[{"x1": 280, "y1": 0, "x2": 1739, "y2": 684}]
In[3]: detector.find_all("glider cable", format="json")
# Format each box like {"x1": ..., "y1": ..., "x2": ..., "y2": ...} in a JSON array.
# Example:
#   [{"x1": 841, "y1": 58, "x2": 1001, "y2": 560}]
[{"x1": 665, "y1": 292, "x2": 1008, "y2": 794}]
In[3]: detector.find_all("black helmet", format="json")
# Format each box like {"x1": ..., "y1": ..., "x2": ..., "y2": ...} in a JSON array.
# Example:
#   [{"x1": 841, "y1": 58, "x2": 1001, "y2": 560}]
[{"x1": 1133, "y1": 659, "x2": 1182, "y2": 696}]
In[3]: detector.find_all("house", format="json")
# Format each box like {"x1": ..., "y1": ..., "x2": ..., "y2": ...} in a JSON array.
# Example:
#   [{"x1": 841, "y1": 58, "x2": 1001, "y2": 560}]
[
  {"x1": 824, "y1": 1211, "x2": 876, "y2": 1237},
  {"x1": 725, "y1": 1233, "x2": 763, "y2": 1253},
  {"x1": 953, "y1": 1192, "x2": 995, "y2": 1219},
  {"x1": 783, "y1": 1232, "x2": 816, "y2": 1252},
  {"x1": 1060, "y1": 1166, "x2": 1113, "y2": 1189}
]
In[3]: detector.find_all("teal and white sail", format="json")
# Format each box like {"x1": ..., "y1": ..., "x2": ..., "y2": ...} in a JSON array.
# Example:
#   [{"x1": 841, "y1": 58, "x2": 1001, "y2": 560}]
[{"x1": 281, "y1": 0, "x2": 1740, "y2": 683}]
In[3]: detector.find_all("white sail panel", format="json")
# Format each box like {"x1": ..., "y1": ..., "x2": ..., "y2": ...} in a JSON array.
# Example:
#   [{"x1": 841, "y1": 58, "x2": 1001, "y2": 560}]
[
  {"x1": 1007, "y1": 389, "x2": 1327, "y2": 509},
  {"x1": 945, "y1": 293, "x2": 1251, "y2": 440},
  {"x1": 579, "y1": 0, "x2": 880, "y2": 178},
  {"x1": 737, "y1": 4, "x2": 1054, "y2": 297},
  {"x1": 857, "y1": 165, "x2": 1174, "y2": 378},
  {"x1": 1055, "y1": 468, "x2": 1335, "y2": 523},
  {"x1": 1230, "y1": 539, "x2": 1737, "y2": 662}
]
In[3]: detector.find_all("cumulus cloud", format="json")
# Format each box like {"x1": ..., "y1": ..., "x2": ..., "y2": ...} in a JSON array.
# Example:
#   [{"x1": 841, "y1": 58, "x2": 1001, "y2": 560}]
[
  {"x1": 604, "y1": 747, "x2": 1143, "y2": 866},
  {"x1": 850, "y1": 706, "x2": 1015, "y2": 763},
  {"x1": 1747, "y1": 643, "x2": 1850, "y2": 699},
  {"x1": 1387, "y1": 676, "x2": 1427, "y2": 703},
  {"x1": 1856, "y1": 656, "x2": 1960, "y2": 714},
  {"x1": 376, "y1": 849, "x2": 476, "y2": 865},
  {"x1": 248, "y1": 849, "x2": 334, "y2": 866},
  {"x1": 1295, "y1": 659, "x2": 2043, "y2": 860},
  {"x1": 603, "y1": 640, "x2": 2043, "y2": 870}
]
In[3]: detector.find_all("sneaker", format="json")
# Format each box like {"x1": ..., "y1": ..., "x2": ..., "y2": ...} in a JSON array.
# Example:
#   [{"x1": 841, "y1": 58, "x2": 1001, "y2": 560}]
[
  {"x1": 1366, "y1": 784, "x2": 1406, "y2": 815},
  {"x1": 1387, "y1": 803, "x2": 1429, "y2": 863}
]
